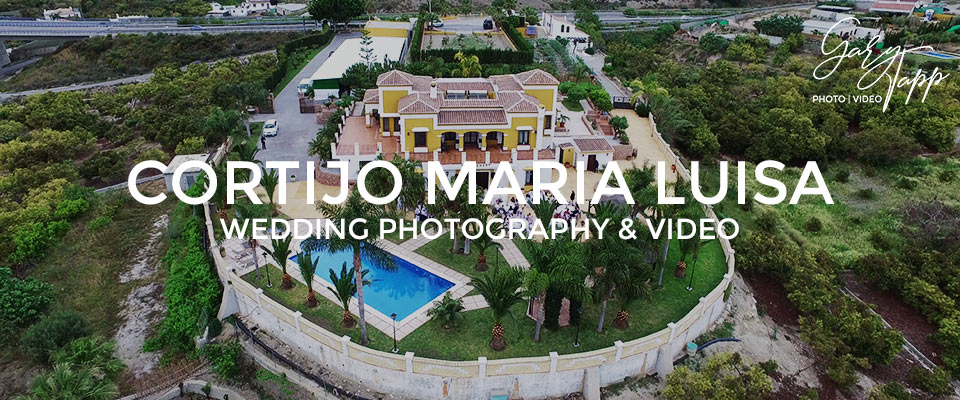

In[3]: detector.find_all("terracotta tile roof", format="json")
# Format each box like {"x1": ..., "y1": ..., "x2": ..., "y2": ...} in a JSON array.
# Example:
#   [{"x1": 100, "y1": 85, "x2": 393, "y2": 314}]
[
  {"x1": 502, "y1": 92, "x2": 541, "y2": 113},
  {"x1": 516, "y1": 149, "x2": 555, "y2": 160},
  {"x1": 438, "y1": 110, "x2": 508, "y2": 125},
  {"x1": 870, "y1": 1, "x2": 916, "y2": 11},
  {"x1": 488, "y1": 75, "x2": 523, "y2": 91},
  {"x1": 437, "y1": 81, "x2": 495, "y2": 92},
  {"x1": 573, "y1": 137, "x2": 614, "y2": 153},
  {"x1": 376, "y1": 70, "x2": 432, "y2": 90},
  {"x1": 363, "y1": 89, "x2": 379, "y2": 104},
  {"x1": 398, "y1": 93, "x2": 440, "y2": 113},
  {"x1": 515, "y1": 69, "x2": 560, "y2": 85},
  {"x1": 440, "y1": 97, "x2": 503, "y2": 108}
]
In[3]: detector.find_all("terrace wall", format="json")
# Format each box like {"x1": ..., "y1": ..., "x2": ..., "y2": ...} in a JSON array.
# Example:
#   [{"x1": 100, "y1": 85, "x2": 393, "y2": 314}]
[{"x1": 204, "y1": 115, "x2": 736, "y2": 399}]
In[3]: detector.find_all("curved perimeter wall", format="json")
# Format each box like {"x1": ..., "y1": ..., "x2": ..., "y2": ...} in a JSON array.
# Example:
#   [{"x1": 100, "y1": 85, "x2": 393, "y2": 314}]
[{"x1": 205, "y1": 115, "x2": 736, "y2": 400}]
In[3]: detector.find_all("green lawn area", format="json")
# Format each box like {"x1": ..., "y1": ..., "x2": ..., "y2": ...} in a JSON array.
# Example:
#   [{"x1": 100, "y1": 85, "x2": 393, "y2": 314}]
[
  {"x1": 382, "y1": 218, "x2": 414, "y2": 244},
  {"x1": 562, "y1": 98, "x2": 584, "y2": 112},
  {"x1": 400, "y1": 238, "x2": 728, "y2": 360},
  {"x1": 242, "y1": 265, "x2": 394, "y2": 347},
  {"x1": 414, "y1": 235, "x2": 512, "y2": 280},
  {"x1": 246, "y1": 234, "x2": 729, "y2": 360}
]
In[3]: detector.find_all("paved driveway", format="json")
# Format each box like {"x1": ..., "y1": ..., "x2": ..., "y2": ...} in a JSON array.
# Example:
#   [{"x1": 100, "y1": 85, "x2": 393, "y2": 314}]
[
  {"x1": 439, "y1": 16, "x2": 491, "y2": 34},
  {"x1": 253, "y1": 32, "x2": 359, "y2": 183}
]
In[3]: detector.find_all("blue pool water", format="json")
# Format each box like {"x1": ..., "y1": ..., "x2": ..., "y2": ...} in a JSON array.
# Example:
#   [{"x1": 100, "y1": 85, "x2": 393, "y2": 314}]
[
  {"x1": 291, "y1": 249, "x2": 454, "y2": 320},
  {"x1": 922, "y1": 51, "x2": 957, "y2": 60}
]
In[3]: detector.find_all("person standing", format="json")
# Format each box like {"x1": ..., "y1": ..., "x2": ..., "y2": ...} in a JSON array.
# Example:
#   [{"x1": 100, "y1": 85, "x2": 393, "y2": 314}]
[{"x1": 260, "y1": 134, "x2": 267, "y2": 150}]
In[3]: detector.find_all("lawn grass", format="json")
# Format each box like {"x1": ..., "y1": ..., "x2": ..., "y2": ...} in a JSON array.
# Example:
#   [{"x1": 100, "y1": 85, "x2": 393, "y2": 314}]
[
  {"x1": 246, "y1": 232, "x2": 728, "y2": 360},
  {"x1": 562, "y1": 98, "x2": 584, "y2": 112},
  {"x1": 32, "y1": 194, "x2": 177, "y2": 338},
  {"x1": 398, "y1": 238, "x2": 727, "y2": 360},
  {"x1": 241, "y1": 265, "x2": 394, "y2": 348},
  {"x1": 382, "y1": 218, "x2": 414, "y2": 244},
  {"x1": 414, "y1": 235, "x2": 511, "y2": 280}
]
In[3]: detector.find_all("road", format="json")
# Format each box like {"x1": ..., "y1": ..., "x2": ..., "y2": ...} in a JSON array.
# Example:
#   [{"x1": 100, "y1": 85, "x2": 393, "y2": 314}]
[
  {"x1": 0, "y1": 20, "x2": 318, "y2": 39},
  {"x1": 252, "y1": 32, "x2": 359, "y2": 184}
]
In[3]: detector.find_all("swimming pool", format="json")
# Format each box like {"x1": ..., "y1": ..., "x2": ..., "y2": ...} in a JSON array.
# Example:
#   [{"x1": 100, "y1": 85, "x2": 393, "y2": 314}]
[
  {"x1": 291, "y1": 248, "x2": 454, "y2": 321},
  {"x1": 921, "y1": 51, "x2": 958, "y2": 60}
]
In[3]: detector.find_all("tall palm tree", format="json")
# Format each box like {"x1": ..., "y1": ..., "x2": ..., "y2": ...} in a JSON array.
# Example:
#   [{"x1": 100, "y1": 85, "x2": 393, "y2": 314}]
[
  {"x1": 587, "y1": 202, "x2": 646, "y2": 333},
  {"x1": 472, "y1": 267, "x2": 524, "y2": 351},
  {"x1": 15, "y1": 363, "x2": 118, "y2": 400},
  {"x1": 521, "y1": 234, "x2": 588, "y2": 332},
  {"x1": 367, "y1": 154, "x2": 425, "y2": 214},
  {"x1": 425, "y1": 177, "x2": 478, "y2": 254},
  {"x1": 470, "y1": 233, "x2": 504, "y2": 272},
  {"x1": 628, "y1": 167, "x2": 694, "y2": 286},
  {"x1": 454, "y1": 51, "x2": 482, "y2": 78},
  {"x1": 303, "y1": 188, "x2": 396, "y2": 345},
  {"x1": 260, "y1": 166, "x2": 280, "y2": 216},
  {"x1": 327, "y1": 262, "x2": 370, "y2": 328},
  {"x1": 211, "y1": 160, "x2": 230, "y2": 220},
  {"x1": 296, "y1": 251, "x2": 319, "y2": 307},
  {"x1": 265, "y1": 236, "x2": 294, "y2": 289},
  {"x1": 612, "y1": 272, "x2": 653, "y2": 329},
  {"x1": 521, "y1": 269, "x2": 549, "y2": 342}
]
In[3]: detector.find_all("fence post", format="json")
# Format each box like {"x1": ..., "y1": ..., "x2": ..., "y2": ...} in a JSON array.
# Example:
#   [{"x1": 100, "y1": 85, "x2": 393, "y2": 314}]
[
  {"x1": 549, "y1": 352, "x2": 558, "y2": 373},
  {"x1": 340, "y1": 335, "x2": 350, "y2": 357},
  {"x1": 405, "y1": 352, "x2": 415, "y2": 374},
  {"x1": 478, "y1": 356, "x2": 487, "y2": 377},
  {"x1": 614, "y1": 341, "x2": 624, "y2": 362}
]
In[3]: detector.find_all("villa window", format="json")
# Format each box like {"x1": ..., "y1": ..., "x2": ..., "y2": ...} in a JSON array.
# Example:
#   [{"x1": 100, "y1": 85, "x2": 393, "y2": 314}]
[
  {"x1": 545, "y1": 115, "x2": 552, "y2": 129},
  {"x1": 414, "y1": 132, "x2": 427, "y2": 147},
  {"x1": 446, "y1": 90, "x2": 466, "y2": 99},
  {"x1": 525, "y1": 170, "x2": 534, "y2": 186},
  {"x1": 393, "y1": 118, "x2": 401, "y2": 132},
  {"x1": 517, "y1": 130, "x2": 531, "y2": 146}
]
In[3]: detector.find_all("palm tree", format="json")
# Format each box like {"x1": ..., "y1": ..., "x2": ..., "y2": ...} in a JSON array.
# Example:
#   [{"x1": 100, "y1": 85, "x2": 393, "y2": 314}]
[
  {"x1": 296, "y1": 251, "x2": 319, "y2": 307},
  {"x1": 521, "y1": 269, "x2": 549, "y2": 342},
  {"x1": 454, "y1": 51, "x2": 482, "y2": 78},
  {"x1": 303, "y1": 188, "x2": 396, "y2": 345},
  {"x1": 327, "y1": 262, "x2": 370, "y2": 328},
  {"x1": 469, "y1": 217, "x2": 503, "y2": 271},
  {"x1": 425, "y1": 177, "x2": 477, "y2": 254},
  {"x1": 211, "y1": 160, "x2": 230, "y2": 220},
  {"x1": 426, "y1": 293, "x2": 465, "y2": 330},
  {"x1": 612, "y1": 273, "x2": 652, "y2": 329},
  {"x1": 472, "y1": 267, "x2": 524, "y2": 351},
  {"x1": 15, "y1": 363, "x2": 118, "y2": 400},
  {"x1": 587, "y1": 202, "x2": 646, "y2": 333},
  {"x1": 521, "y1": 234, "x2": 588, "y2": 332},
  {"x1": 261, "y1": 166, "x2": 280, "y2": 216},
  {"x1": 367, "y1": 154, "x2": 425, "y2": 214},
  {"x1": 50, "y1": 337, "x2": 125, "y2": 382},
  {"x1": 265, "y1": 236, "x2": 294, "y2": 289},
  {"x1": 628, "y1": 167, "x2": 695, "y2": 286}
]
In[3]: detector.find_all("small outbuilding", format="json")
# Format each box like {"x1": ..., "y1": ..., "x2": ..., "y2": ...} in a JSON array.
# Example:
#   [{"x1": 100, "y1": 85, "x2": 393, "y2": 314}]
[{"x1": 164, "y1": 153, "x2": 210, "y2": 193}]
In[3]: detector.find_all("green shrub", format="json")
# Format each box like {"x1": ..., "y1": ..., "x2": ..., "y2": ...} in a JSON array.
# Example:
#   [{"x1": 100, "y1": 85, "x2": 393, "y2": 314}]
[
  {"x1": 896, "y1": 176, "x2": 919, "y2": 190},
  {"x1": 902, "y1": 278, "x2": 955, "y2": 322},
  {"x1": 23, "y1": 310, "x2": 91, "y2": 363},
  {"x1": 908, "y1": 366, "x2": 952, "y2": 395},
  {"x1": 51, "y1": 336, "x2": 126, "y2": 382},
  {"x1": 940, "y1": 170, "x2": 957, "y2": 183},
  {"x1": 868, "y1": 230, "x2": 894, "y2": 251},
  {"x1": 202, "y1": 341, "x2": 246, "y2": 383},
  {"x1": 8, "y1": 220, "x2": 71, "y2": 265},
  {"x1": 136, "y1": 148, "x2": 168, "y2": 164},
  {"x1": 754, "y1": 209, "x2": 781, "y2": 233},
  {"x1": 0, "y1": 267, "x2": 53, "y2": 340},
  {"x1": 833, "y1": 169, "x2": 849, "y2": 183},
  {"x1": 87, "y1": 215, "x2": 113, "y2": 231},
  {"x1": 758, "y1": 360, "x2": 778, "y2": 374},
  {"x1": 857, "y1": 188, "x2": 876, "y2": 199},
  {"x1": 804, "y1": 216, "x2": 823, "y2": 233},
  {"x1": 870, "y1": 382, "x2": 910, "y2": 400},
  {"x1": 584, "y1": 47, "x2": 596, "y2": 55},
  {"x1": 53, "y1": 197, "x2": 90, "y2": 220}
]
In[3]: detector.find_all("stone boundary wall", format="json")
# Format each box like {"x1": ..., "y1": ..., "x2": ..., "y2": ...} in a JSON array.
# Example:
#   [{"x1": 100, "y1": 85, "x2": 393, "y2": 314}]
[{"x1": 206, "y1": 115, "x2": 736, "y2": 400}]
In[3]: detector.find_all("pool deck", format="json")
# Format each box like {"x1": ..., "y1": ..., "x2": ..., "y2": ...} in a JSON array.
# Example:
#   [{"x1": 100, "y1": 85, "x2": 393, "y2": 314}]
[{"x1": 228, "y1": 223, "x2": 485, "y2": 340}]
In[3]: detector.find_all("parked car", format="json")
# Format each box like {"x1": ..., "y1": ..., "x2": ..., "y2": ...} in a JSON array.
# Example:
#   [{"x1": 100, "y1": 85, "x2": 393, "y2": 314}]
[
  {"x1": 297, "y1": 78, "x2": 312, "y2": 95},
  {"x1": 263, "y1": 119, "x2": 279, "y2": 137},
  {"x1": 432, "y1": 19, "x2": 443, "y2": 28},
  {"x1": 483, "y1": 19, "x2": 493, "y2": 30}
]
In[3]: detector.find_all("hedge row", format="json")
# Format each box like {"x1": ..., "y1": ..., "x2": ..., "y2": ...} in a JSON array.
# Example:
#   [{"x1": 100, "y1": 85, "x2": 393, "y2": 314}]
[
  {"x1": 264, "y1": 30, "x2": 335, "y2": 92},
  {"x1": 410, "y1": 17, "x2": 533, "y2": 65}
]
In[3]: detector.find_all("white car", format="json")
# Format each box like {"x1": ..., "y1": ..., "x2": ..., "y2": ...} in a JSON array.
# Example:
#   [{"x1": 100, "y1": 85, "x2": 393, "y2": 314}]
[{"x1": 263, "y1": 119, "x2": 279, "y2": 137}]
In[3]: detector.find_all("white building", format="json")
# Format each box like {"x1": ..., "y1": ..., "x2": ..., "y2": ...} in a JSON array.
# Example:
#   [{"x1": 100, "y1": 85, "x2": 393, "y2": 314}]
[
  {"x1": 540, "y1": 12, "x2": 590, "y2": 42},
  {"x1": 42, "y1": 8, "x2": 81, "y2": 20},
  {"x1": 164, "y1": 154, "x2": 210, "y2": 193},
  {"x1": 276, "y1": 3, "x2": 307, "y2": 16},
  {"x1": 802, "y1": 18, "x2": 884, "y2": 40},
  {"x1": 307, "y1": 37, "x2": 407, "y2": 100}
]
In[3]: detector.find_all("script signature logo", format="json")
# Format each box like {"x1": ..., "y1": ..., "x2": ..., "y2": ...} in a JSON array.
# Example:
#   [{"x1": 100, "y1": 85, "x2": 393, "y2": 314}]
[{"x1": 812, "y1": 17, "x2": 949, "y2": 112}]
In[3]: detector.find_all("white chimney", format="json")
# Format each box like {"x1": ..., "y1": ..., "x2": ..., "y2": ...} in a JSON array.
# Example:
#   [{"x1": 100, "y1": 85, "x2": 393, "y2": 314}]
[{"x1": 430, "y1": 81, "x2": 437, "y2": 99}]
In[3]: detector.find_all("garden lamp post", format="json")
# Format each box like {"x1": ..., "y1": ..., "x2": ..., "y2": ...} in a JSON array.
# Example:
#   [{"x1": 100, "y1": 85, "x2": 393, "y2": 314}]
[
  {"x1": 686, "y1": 241, "x2": 707, "y2": 292},
  {"x1": 573, "y1": 305, "x2": 583, "y2": 347},
  {"x1": 391, "y1": 313, "x2": 398, "y2": 353},
  {"x1": 262, "y1": 251, "x2": 272, "y2": 288}
]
